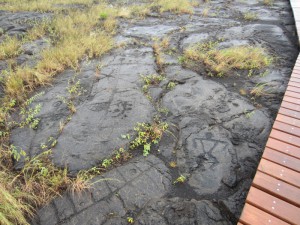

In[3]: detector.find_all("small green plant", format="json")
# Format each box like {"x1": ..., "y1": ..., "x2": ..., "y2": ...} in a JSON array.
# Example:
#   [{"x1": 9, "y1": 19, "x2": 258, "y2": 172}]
[
  {"x1": 169, "y1": 161, "x2": 177, "y2": 168},
  {"x1": 99, "y1": 12, "x2": 109, "y2": 20},
  {"x1": 127, "y1": 217, "x2": 134, "y2": 224},
  {"x1": 178, "y1": 56, "x2": 186, "y2": 64},
  {"x1": 101, "y1": 159, "x2": 113, "y2": 168},
  {"x1": 173, "y1": 175, "x2": 186, "y2": 184},
  {"x1": 158, "y1": 107, "x2": 169, "y2": 116},
  {"x1": 121, "y1": 134, "x2": 130, "y2": 140},
  {"x1": 243, "y1": 12, "x2": 258, "y2": 21},
  {"x1": 9, "y1": 145, "x2": 27, "y2": 162},
  {"x1": 40, "y1": 137, "x2": 58, "y2": 150},
  {"x1": 167, "y1": 81, "x2": 177, "y2": 90},
  {"x1": 19, "y1": 92, "x2": 44, "y2": 129},
  {"x1": 141, "y1": 74, "x2": 165, "y2": 93},
  {"x1": 67, "y1": 77, "x2": 83, "y2": 99},
  {"x1": 244, "y1": 110, "x2": 255, "y2": 119},
  {"x1": 102, "y1": 159, "x2": 113, "y2": 168},
  {"x1": 130, "y1": 121, "x2": 168, "y2": 156}
]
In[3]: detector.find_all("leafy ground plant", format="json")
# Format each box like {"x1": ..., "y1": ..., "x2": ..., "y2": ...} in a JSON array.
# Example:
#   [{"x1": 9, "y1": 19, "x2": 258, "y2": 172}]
[
  {"x1": 173, "y1": 175, "x2": 187, "y2": 184},
  {"x1": 141, "y1": 74, "x2": 165, "y2": 93},
  {"x1": 130, "y1": 121, "x2": 169, "y2": 156}
]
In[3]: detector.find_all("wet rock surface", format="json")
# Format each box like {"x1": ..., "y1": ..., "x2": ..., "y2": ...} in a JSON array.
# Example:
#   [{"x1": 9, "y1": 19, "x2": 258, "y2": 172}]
[{"x1": 3, "y1": 0, "x2": 299, "y2": 224}]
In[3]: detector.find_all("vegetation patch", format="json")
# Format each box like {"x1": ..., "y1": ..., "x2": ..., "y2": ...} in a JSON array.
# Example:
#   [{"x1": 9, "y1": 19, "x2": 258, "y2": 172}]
[
  {"x1": 183, "y1": 41, "x2": 273, "y2": 77},
  {"x1": 243, "y1": 12, "x2": 258, "y2": 21},
  {"x1": 141, "y1": 74, "x2": 165, "y2": 93},
  {"x1": 0, "y1": 36, "x2": 22, "y2": 60},
  {"x1": 130, "y1": 120, "x2": 169, "y2": 156},
  {"x1": 153, "y1": 0, "x2": 196, "y2": 14}
]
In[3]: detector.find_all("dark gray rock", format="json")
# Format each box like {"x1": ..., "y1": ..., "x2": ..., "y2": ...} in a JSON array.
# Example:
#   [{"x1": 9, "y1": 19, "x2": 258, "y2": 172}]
[
  {"x1": 220, "y1": 180, "x2": 253, "y2": 220},
  {"x1": 21, "y1": 38, "x2": 50, "y2": 56},
  {"x1": 36, "y1": 155, "x2": 171, "y2": 225},
  {"x1": 137, "y1": 198, "x2": 232, "y2": 225},
  {"x1": 0, "y1": 11, "x2": 51, "y2": 37},
  {"x1": 123, "y1": 25, "x2": 178, "y2": 39}
]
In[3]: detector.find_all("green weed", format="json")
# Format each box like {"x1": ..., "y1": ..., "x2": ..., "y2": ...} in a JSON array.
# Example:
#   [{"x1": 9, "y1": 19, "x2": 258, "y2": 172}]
[
  {"x1": 130, "y1": 121, "x2": 168, "y2": 156},
  {"x1": 141, "y1": 74, "x2": 165, "y2": 93},
  {"x1": 173, "y1": 175, "x2": 187, "y2": 184},
  {"x1": 127, "y1": 217, "x2": 134, "y2": 224}
]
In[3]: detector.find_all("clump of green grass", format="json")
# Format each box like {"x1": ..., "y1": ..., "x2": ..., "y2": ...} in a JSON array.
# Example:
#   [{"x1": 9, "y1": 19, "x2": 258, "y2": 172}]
[
  {"x1": 0, "y1": 183, "x2": 33, "y2": 225},
  {"x1": 243, "y1": 12, "x2": 258, "y2": 21},
  {"x1": 99, "y1": 12, "x2": 109, "y2": 20},
  {"x1": 184, "y1": 41, "x2": 272, "y2": 77}
]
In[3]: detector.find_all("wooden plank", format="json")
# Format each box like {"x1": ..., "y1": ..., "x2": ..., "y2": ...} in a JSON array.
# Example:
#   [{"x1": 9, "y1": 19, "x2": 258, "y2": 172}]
[
  {"x1": 281, "y1": 100, "x2": 300, "y2": 111},
  {"x1": 291, "y1": 75, "x2": 300, "y2": 81},
  {"x1": 288, "y1": 81, "x2": 300, "y2": 88},
  {"x1": 258, "y1": 158, "x2": 300, "y2": 188},
  {"x1": 262, "y1": 147, "x2": 300, "y2": 172},
  {"x1": 291, "y1": 71, "x2": 300, "y2": 78},
  {"x1": 285, "y1": 90, "x2": 300, "y2": 99},
  {"x1": 280, "y1": 102, "x2": 300, "y2": 114},
  {"x1": 281, "y1": 100, "x2": 300, "y2": 112},
  {"x1": 252, "y1": 171, "x2": 300, "y2": 207},
  {"x1": 292, "y1": 69, "x2": 300, "y2": 75},
  {"x1": 276, "y1": 114, "x2": 300, "y2": 128},
  {"x1": 273, "y1": 120, "x2": 300, "y2": 137},
  {"x1": 246, "y1": 187, "x2": 300, "y2": 224},
  {"x1": 290, "y1": 77, "x2": 300, "y2": 83},
  {"x1": 291, "y1": 74, "x2": 300, "y2": 81},
  {"x1": 270, "y1": 129, "x2": 300, "y2": 148},
  {"x1": 283, "y1": 95, "x2": 300, "y2": 105},
  {"x1": 287, "y1": 85, "x2": 300, "y2": 94},
  {"x1": 266, "y1": 138, "x2": 300, "y2": 160},
  {"x1": 239, "y1": 203, "x2": 289, "y2": 225}
]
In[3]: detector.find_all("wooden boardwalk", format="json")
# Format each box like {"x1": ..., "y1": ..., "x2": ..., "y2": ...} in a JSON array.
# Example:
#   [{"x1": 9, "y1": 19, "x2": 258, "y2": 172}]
[{"x1": 239, "y1": 1, "x2": 300, "y2": 224}]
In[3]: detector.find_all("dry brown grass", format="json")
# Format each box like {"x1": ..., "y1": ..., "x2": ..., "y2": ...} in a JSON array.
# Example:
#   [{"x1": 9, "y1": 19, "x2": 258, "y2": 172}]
[
  {"x1": 153, "y1": 0, "x2": 195, "y2": 14},
  {"x1": 0, "y1": 37, "x2": 22, "y2": 60},
  {"x1": 184, "y1": 42, "x2": 273, "y2": 77},
  {"x1": 0, "y1": 0, "x2": 94, "y2": 12}
]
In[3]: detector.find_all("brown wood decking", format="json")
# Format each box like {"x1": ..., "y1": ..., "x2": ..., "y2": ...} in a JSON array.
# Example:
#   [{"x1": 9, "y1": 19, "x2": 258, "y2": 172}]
[
  {"x1": 239, "y1": 58, "x2": 300, "y2": 225},
  {"x1": 239, "y1": 2, "x2": 300, "y2": 223}
]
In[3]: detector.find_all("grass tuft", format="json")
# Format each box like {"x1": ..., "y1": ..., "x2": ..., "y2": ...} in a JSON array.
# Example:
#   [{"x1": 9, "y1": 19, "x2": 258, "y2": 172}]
[
  {"x1": 153, "y1": 0, "x2": 195, "y2": 14},
  {"x1": 0, "y1": 37, "x2": 22, "y2": 60},
  {"x1": 184, "y1": 41, "x2": 272, "y2": 77},
  {"x1": 243, "y1": 12, "x2": 258, "y2": 21}
]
